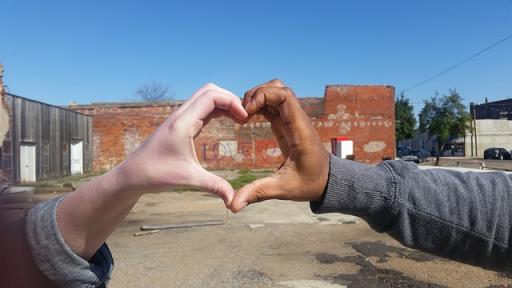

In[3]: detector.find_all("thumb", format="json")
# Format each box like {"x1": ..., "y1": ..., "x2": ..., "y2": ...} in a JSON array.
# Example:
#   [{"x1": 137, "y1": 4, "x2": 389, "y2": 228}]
[
  {"x1": 195, "y1": 168, "x2": 236, "y2": 208},
  {"x1": 230, "y1": 177, "x2": 280, "y2": 213}
]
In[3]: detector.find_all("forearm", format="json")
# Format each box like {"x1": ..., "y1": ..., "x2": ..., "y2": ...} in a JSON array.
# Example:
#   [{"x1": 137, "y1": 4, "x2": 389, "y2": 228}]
[
  {"x1": 23, "y1": 164, "x2": 139, "y2": 286},
  {"x1": 57, "y1": 165, "x2": 141, "y2": 260},
  {"x1": 311, "y1": 154, "x2": 512, "y2": 271},
  {"x1": 21, "y1": 83, "x2": 246, "y2": 287}
]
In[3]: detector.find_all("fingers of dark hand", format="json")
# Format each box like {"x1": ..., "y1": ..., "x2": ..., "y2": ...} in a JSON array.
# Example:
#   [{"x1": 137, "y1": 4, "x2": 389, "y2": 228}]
[
  {"x1": 244, "y1": 86, "x2": 294, "y2": 116},
  {"x1": 243, "y1": 79, "x2": 286, "y2": 109}
]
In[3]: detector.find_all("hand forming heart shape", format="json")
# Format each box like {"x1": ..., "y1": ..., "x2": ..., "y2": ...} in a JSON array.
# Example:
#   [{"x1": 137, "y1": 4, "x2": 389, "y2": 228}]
[
  {"x1": 115, "y1": 80, "x2": 329, "y2": 212},
  {"x1": 230, "y1": 79, "x2": 330, "y2": 212},
  {"x1": 115, "y1": 83, "x2": 248, "y2": 207}
]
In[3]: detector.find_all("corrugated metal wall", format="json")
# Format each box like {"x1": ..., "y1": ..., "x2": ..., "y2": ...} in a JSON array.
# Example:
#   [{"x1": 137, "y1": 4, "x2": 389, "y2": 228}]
[{"x1": 0, "y1": 93, "x2": 93, "y2": 183}]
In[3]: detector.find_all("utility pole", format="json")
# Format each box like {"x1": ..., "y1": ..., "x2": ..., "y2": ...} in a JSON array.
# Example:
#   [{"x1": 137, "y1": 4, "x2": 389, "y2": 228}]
[
  {"x1": 469, "y1": 103, "x2": 474, "y2": 157},
  {"x1": 473, "y1": 103, "x2": 478, "y2": 157}
]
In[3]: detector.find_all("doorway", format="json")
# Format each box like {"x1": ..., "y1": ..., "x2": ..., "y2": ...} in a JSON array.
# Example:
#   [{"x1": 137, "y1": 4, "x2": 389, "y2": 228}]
[
  {"x1": 70, "y1": 140, "x2": 83, "y2": 175},
  {"x1": 20, "y1": 144, "x2": 36, "y2": 182}
]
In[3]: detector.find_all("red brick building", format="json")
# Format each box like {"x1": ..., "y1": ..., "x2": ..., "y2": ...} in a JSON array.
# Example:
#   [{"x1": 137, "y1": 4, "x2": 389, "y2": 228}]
[{"x1": 70, "y1": 85, "x2": 395, "y2": 171}]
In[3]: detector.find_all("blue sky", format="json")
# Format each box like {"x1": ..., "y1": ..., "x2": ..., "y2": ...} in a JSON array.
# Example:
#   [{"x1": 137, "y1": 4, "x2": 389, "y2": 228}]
[{"x1": 1, "y1": 0, "x2": 511, "y2": 115}]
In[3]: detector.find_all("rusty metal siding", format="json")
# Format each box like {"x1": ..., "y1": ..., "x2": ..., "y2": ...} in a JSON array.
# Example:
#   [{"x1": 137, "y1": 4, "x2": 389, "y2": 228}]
[{"x1": 0, "y1": 93, "x2": 93, "y2": 183}]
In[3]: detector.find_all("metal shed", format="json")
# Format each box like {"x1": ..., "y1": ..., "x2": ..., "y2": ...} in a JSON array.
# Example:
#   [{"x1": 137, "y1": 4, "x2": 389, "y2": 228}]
[{"x1": 0, "y1": 93, "x2": 93, "y2": 183}]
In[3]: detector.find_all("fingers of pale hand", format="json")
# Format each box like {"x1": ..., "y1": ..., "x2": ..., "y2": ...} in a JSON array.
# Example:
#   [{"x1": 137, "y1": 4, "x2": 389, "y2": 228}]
[
  {"x1": 230, "y1": 177, "x2": 279, "y2": 213},
  {"x1": 179, "y1": 83, "x2": 217, "y2": 112},
  {"x1": 186, "y1": 90, "x2": 247, "y2": 125},
  {"x1": 180, "y1": 83, "x2": 239, "y2": 113}
]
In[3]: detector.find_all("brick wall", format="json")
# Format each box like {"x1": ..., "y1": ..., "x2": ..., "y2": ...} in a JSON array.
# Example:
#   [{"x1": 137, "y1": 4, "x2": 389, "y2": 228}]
[
  {"x1": 70, "y1": 85, "x2": 395, "y2": 171},
  {"x1": 321, "y1": 85, "x2": 396, "y2": 163}
]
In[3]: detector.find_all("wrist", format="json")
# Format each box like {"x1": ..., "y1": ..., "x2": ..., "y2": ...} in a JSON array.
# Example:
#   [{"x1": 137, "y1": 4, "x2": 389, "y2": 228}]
[
  {"x1": 310, "y1": 150, "x2": 330, "y2": 202},
  {"x1": 110, "y1": 161, "x2": 144, "y2": 197},
  {"x1": 113, "y1": 155, "x2": 170, "y2": 197}
]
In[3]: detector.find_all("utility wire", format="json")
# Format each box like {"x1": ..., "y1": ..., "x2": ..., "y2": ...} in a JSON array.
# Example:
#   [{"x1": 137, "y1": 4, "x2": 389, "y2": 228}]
[{"x1": 402, "y1": 32, "x2": 512, "y2": 93}]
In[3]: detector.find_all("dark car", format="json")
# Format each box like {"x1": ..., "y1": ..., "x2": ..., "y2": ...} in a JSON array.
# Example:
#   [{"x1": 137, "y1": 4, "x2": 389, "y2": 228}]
[
  {"x1": 483, "y1": 147, "x2": 511, "y2": 160},
  {"x1": 396, "y1": 146, "x2": 411, "y2": 158},
  {"x1": 400, "y1": 149, "x2": 431, "y2": 163}
]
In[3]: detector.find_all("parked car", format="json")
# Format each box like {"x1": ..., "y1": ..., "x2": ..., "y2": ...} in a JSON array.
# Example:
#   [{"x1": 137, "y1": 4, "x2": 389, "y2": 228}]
[
  {"x1": 483, "y1": 148, "x2": 511, "y2": 160},
  {"x1": 396, "y1": 146, "x2": 412, "y2": 158},
  {"x1": 401, "y1": 149, "x2": 431, "y2": 163}
]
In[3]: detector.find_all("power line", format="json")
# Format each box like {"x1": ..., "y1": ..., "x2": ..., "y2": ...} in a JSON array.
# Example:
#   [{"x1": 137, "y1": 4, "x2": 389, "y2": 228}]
[{"x1": 402, "y1": 32, "x2": 512, "y2": 93}]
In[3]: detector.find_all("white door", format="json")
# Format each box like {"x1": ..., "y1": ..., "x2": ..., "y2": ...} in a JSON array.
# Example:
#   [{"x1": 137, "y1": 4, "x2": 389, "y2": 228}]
[
  {"x1": 20, "y1": 144, "x2": 36, "y2": 182},
  {"x1": 70, "y1": 141, "x2": 83, "y2": 175},
  {"x1": 335, "y1": 140, "x2": 354, "y2": 159}
]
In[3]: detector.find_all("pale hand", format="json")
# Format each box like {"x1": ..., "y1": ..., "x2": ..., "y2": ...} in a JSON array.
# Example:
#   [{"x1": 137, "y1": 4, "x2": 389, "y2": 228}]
[{"x1": 115, "y1": 83, "x2": 248, "y2": 207}]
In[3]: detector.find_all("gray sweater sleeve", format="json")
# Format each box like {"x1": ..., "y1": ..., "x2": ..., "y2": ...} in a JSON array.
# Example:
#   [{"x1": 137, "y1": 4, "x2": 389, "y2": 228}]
[
  {"x1": 311, "y1": 154, "x2": 512, "y2": 272},
  {"x1": 25, "y1": 196, "x2": 114, "y2": 288}
]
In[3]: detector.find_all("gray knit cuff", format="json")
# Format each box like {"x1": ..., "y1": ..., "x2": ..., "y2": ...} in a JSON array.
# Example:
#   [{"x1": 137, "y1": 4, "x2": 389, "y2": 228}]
[
  {"x1": 310, "y1": 155, "x2": 397, "y2": 228},
  {"x1": 25, "y1": 196, "x2": 114, "y2": 288}
]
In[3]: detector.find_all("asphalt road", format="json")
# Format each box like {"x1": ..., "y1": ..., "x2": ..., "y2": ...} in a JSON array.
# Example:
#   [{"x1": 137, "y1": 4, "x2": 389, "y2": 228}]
[{"x1": 420, "y1": 157, "x2": 512, "y2": 171}]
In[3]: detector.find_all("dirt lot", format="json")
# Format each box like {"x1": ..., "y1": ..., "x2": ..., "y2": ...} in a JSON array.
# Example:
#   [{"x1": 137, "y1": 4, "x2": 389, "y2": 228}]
[
  {"x1": 93, "y1": 190, "x2": 510, "y2": 288},
  {"x1": 7, "y1": 166, "x2": 512, "y2": 288}
]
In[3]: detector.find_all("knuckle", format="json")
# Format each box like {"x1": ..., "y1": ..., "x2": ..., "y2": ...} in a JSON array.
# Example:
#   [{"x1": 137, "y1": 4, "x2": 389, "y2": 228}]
[
  {"x1": 253, "y1": 87, "x2": 267, "y2": 97},
  {"x1": 269, "y1": 79, "x2": 284, "y2": 87},
  {"x1": 243, "y1": 90, "x2": 253, "y2": 100},
  {"x1": 282, "y1": 87, "x2": 294, "y2": 97},
  {"x1": 203, "y1": 82, "x2": 218, "y2": 90},
  {"x1": 202, "y1": 89, "x2": 216, "y2": 99}
]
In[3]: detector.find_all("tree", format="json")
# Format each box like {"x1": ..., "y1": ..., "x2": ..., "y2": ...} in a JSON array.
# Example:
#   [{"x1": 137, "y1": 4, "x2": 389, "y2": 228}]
[
  {"x1": 135, "y1": 81, "x2": 171, "y2": 102},
  {"x1": 395, "y1": 93, "x2": 416, "y2": 142},
  {"x1": 419, "y1": 89, "x2": 470, "y2": 166}
]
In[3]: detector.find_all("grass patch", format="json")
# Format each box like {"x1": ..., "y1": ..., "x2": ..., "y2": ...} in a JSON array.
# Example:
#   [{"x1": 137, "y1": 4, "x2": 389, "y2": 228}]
[
  {"x1": 169, "y1": 169, "x2": 268, "y2": 192},
  {"x1": 228, "y1": 170, "x2": 259, "y2": 189}
]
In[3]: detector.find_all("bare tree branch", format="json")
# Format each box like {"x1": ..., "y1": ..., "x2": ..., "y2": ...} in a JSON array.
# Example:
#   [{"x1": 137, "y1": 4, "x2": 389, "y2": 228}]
[{"x1": 135, "y1": 81, "x2": 172, "y2": 102}]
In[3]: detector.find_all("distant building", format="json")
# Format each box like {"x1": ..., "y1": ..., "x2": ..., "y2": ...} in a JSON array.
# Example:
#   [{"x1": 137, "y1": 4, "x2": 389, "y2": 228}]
[
  {"x1": 465, "y1": 99, "x2": 512, "y2": 157},
  {"x1": 400, "y1": 98, "x2": 512, "y2": 159},
  {"x1": 471, "y1": 98, "x2": 512, "y2": 120},
  {"x1": 0, "y1": 93, "x2": 93, "y2": 183},
  {"x1": 1, "y1": 62, "x2": 94, "y2": 183}
]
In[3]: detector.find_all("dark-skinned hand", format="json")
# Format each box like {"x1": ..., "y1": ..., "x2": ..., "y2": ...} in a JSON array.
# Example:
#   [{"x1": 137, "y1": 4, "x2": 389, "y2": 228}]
[{"x1": 230, "y1": 79, "x2": 330, "y2": 213}]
